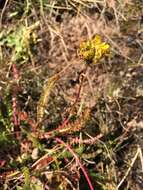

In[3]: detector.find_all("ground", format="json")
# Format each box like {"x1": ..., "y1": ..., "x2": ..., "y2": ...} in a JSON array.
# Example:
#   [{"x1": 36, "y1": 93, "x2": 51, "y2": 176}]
[{"x1": 0, "y1": 0, "x2": 143, "y2": 190}]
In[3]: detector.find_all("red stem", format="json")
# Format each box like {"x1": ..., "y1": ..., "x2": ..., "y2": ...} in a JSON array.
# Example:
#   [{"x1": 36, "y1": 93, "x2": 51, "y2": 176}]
[
  {"x1": 12, "y1": 64, "x2": 20, "y2": 135},
  {"x1": 55, "y1": 137, "x2": 94, "y2": 190}
]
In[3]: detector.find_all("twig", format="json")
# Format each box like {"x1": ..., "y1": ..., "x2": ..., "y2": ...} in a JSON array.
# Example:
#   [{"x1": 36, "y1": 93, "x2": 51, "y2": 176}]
[
  {"x1": 138, "y1": 146, "x2": 143, "y2": 173},
  {"x1": 0, "y1": 0, "x2": 9, "y2": 27},
  {"x1": 69, "y1": 133, "x2": 103, "y2": 145}
]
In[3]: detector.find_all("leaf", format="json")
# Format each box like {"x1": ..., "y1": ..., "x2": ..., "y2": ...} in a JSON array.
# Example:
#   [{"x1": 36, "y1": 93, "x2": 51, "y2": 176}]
[
  {"x1": 23, "y1": 167, "x2": 30, "y2": 190},
  {"x1": 17, "y1": 186, "x2": 23, "y2": 190},
  {"x1": 31, "y1": 184, "x2": 43, "y2": 190},
  {"x1": 3, "y1": 21, "x2": 40, "y2": 63},
  {"x1": 37, "y1": 74, "x2": 60, "y2": 123}
]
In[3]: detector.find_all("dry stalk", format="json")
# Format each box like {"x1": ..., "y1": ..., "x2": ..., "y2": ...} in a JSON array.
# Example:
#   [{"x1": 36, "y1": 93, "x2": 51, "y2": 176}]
[{"x1": 117, "y1": 146, "x2": 140, "y2": 189}]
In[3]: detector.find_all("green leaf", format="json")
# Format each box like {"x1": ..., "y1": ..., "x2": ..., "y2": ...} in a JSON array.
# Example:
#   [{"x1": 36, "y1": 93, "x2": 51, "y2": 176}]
[
  {"x1": 31, "y1": 184, "x2": 44, "y2": 190},
  {"x1": 23, "y1": 167, "x2": 31, "y2": 190}
]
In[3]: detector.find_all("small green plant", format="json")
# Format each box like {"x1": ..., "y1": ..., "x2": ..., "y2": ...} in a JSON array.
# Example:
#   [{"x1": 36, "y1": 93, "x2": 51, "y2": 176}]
[
  {"x1": 0, "y1": 21, "x2": 40, "y2": 64},
  {"x1": 0, "y1": 32, "x2": 111, "y2": 190}
]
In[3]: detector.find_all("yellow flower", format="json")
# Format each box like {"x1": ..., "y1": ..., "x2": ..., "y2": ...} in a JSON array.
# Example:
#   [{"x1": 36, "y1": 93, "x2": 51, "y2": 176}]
[{"x1": 79, "y1": 35, "x2": 110, "y2": 64}]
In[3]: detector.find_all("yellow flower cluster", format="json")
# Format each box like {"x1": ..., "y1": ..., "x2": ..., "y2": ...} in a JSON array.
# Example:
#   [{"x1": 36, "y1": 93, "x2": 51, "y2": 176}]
[{"x1": 79, "y1": 35, "x2": 110, "y2": 64}]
